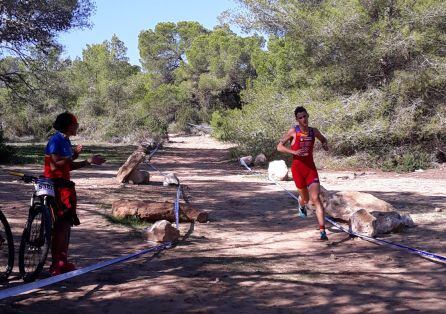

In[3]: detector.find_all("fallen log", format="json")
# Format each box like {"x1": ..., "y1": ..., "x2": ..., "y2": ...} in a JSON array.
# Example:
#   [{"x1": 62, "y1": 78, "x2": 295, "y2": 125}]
[{"x1": 111, "y1": 199, "x2": 208, "y2": 223}]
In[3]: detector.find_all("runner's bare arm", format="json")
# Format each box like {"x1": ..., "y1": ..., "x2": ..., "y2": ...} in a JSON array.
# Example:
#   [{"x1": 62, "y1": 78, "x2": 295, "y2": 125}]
[
  {"x1": 71, "y1": 155, "x2": 106, "y2": 170},
  {"x1": 277, "y1": 128, "x2": 299, "y2": 155},
  {"x1": 314, "y1": 128, "x2": 329, "y2": 151}
]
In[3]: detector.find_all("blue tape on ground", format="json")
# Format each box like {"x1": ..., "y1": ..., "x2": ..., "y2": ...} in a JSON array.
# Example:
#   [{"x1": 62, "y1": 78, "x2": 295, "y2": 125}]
[
  {"x1": 175, "y1": 186, "x2": 180, "y2": 229},
  {"x1": 325, "y1": 216, "x2": 446, "y2": 263},
  {"x1": 265, "y1": 173, "x2": 446, "y2": 265},
  {"x1": 0, "y1": 242, "x2": 171, "y2": 300},
  {"x1": 240, "y1": 159, "x2": 252, "y2": 172}
]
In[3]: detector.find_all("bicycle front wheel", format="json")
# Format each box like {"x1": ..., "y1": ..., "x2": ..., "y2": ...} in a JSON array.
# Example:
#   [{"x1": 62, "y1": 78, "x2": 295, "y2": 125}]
[
  {"x1": 19, "y1": 204, "x2": 52, "y2": 282},
  {"x1": 0, "y1": 210, "x2": 14, "y2": 282}
]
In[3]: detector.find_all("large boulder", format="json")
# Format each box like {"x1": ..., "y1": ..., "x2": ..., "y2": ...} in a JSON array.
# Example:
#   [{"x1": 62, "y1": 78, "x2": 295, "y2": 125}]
[
  {"x1": 319, "y1": 187, "x2": 394, "y2": 221},
  {"x1": 315, "y1": 186, "x2": 414, "y2": 236},
  {"x1": 145, "y1": 220, "x2": 180, "y2": 243},
  {"x1": 268, "y1": 160, "x2": 288, "y2": 181}
]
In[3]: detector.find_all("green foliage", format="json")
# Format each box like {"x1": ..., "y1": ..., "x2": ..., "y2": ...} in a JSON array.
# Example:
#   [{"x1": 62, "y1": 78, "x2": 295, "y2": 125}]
[
  {"x1": 208, "y1": 0, "x2": 446, "y2": 171},
  {"x1": 0, "y1": 129, "x2": 14, "y2": 163},
  {"x1": 105, "y1": 214, "x2": 152, "y2": 229},
  {"x1": 381, "y1": 150, "x2": 432, "y2": 173},
  {"x1": 2, "y1": 3, "x2": 445, "y2": 172},
  {"x1": 138, "y1": 21, "x2": 208, "y2": 84}
]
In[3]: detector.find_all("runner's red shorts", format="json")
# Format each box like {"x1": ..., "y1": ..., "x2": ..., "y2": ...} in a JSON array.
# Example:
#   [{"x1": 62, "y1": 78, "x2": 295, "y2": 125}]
[
  {"x1": 55, "y1": 186, "x2": 77, "y2": 217},
  {"x1": 291, "y1": 160, "x2": 319, "y2": 190}
]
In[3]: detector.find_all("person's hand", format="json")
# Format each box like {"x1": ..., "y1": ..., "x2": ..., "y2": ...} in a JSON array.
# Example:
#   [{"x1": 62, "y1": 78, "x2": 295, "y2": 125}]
[
  {"x1": 87, "y1": 155, "x2": 106, "y2": 165},
  {"x1": 292, "y1": 149, "x2": 307, "y2": 156},
  {"x1": 74, "y1": 144, "x2": 83, "y2": 154}
]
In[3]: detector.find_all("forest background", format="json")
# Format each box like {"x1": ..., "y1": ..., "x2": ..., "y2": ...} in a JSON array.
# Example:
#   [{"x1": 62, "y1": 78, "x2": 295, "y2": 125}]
[{"x1": 1, "y1": 0, "x2": 445, "y2": 172}]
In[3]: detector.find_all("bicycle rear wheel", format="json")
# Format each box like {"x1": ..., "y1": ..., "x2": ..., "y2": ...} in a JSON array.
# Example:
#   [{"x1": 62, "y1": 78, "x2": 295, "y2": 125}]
[
  {"x1": 19, "y1": 204, "x2": 52, "y2": 282},
  {"x1": 0, "y1": 210, "x2": 14, "y2": 282}
]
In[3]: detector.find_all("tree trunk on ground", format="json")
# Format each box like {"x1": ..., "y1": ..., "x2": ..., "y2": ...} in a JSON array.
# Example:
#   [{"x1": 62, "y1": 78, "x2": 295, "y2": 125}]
[{"x1": 112, "y1": 199, "x2": 208, "y2": 223}]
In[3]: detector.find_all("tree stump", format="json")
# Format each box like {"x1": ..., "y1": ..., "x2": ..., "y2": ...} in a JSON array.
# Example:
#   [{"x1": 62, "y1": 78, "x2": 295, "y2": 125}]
[{"x1": 116, "y1": 145, "x2": 148, "y2": 183}]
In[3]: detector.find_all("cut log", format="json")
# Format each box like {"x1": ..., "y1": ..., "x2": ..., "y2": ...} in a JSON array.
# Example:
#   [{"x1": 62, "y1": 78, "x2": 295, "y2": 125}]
[
  {"x1": 116, "y1": 146, "x2": 147, "y2": 183},
  {"x1": 112, "y1": 199, "x2": 208, "y2": 223}
]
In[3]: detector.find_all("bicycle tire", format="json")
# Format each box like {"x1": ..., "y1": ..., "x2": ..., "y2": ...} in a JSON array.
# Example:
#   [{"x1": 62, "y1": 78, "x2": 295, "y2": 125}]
[
  {"x1": 0, "y1": 210, "x2": 14, "y2": 282},
  {"x1": 18, "y1": 204, "x2": 52, "y2": 282}
]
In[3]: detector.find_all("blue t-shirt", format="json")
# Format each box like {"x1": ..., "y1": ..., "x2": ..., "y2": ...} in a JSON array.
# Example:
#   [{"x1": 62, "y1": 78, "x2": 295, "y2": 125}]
[{"x1": 45, "y1": 132, "x2": 73, "y2": 158}]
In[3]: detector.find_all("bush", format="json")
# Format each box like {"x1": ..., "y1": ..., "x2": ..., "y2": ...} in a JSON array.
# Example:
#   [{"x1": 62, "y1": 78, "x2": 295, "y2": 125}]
[{"x1": 0, "y1": 130, "x2": 15, "y2": 163}]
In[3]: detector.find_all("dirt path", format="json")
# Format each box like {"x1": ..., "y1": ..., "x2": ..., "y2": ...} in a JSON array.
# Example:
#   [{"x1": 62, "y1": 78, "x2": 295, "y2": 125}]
[{"x1": 0, "y1": 134, "x2": 445, "y2": 313}]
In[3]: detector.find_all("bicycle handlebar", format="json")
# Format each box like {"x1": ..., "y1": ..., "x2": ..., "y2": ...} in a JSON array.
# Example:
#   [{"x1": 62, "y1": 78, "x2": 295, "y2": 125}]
[{"x1": 8, "y1": 171, "x2": 38, "y2": 183}]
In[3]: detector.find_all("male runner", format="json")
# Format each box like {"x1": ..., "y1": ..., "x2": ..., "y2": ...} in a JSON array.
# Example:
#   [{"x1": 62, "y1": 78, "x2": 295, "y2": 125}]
[{"x1": 277, "y1": 106, "x2": 329, "y2": 240}]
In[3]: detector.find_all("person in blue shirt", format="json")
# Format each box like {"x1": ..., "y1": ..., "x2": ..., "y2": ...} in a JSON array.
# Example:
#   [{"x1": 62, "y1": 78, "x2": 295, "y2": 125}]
[{"x1": 45, "y1": 112, "x2": 105, "y2": 276}]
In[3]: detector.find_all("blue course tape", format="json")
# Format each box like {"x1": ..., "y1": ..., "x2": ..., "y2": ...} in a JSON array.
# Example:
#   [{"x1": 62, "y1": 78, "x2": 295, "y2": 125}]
[
  {"x1": 175, "y1": 186, "x2": 180, "y2": 229},
  {"x1": 246, "y1": 165, "x2": 446, "y2": 265},
  {"x1": 239, "y1": 158, "x2": 252, "y2": 172},
  {"x1": 0, "y1": 242, "x2": 172, "y2": 300}
]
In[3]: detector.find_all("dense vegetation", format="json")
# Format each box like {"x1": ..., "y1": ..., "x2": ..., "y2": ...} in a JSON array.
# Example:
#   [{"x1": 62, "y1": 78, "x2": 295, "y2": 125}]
[{"x1": 1, "y1": 0, "x2": 445, "y2": 171}]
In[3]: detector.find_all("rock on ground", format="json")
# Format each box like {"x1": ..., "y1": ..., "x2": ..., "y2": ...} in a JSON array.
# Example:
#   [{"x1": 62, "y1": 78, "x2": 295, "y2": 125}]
[
  {"x1": 145, "y1": 220, "x2": 180, "y2": 243},
  {"x1": 268, "y1": 160, "x2": 288, "y2": 181}
]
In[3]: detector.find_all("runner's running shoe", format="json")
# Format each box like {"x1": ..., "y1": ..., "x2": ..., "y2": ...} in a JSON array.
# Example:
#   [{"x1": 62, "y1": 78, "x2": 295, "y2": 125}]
[
  {"x1": 320, "y1": 230, "x2": 328, "y2": 241},
  {"x1": 298, "y1": 204, "x2": 307, "y2": 218}
]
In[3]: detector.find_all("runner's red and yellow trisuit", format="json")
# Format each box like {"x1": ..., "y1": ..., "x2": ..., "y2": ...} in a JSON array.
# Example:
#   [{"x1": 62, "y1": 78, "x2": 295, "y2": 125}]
[{"x1": 290, "y1": 126, "x2": 320, "y2": 189}]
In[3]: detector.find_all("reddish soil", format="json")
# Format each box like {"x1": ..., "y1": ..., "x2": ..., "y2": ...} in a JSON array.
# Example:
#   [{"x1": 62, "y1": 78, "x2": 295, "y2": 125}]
[{"x1": 0, "y1": 134, "x2": 445, "y2": 313}]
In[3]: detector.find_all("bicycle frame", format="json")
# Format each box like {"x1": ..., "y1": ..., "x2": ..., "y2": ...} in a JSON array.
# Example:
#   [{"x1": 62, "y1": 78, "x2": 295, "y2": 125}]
[{"x1": 30, "y1": 193, "x2": 56, "y2": 225}]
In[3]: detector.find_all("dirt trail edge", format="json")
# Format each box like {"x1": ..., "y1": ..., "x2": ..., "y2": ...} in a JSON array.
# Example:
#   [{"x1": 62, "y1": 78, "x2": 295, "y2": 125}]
[{"x1": 0, "y1": 134, "x2": 445, "y2": 313}]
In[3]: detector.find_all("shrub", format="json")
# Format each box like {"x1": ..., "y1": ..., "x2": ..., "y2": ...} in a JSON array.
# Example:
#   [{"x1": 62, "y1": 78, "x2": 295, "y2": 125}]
[{"x1": 0, "y1": 130, "x2": 15, "y2": 163}]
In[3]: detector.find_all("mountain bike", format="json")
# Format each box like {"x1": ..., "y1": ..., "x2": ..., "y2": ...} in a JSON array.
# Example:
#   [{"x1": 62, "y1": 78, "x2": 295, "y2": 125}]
[
  {"x1": 10, "y1": 171, "x2": 54, "y2": 282},
  {"x1": 0, "y1": 208, "x2": 14, "y2": 282}
]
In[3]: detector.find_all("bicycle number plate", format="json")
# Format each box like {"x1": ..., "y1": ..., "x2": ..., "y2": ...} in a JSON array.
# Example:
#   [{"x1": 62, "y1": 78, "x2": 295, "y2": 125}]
[{"x1": 35, "y1": 179, "x2": 55, "y2": 197}]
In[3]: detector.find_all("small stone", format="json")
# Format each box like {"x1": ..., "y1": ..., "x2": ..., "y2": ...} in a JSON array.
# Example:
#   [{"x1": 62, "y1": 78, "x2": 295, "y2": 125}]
[
  {"x1": 240, "y1": 156, "x2": 253, "y2": 167},
  {"x1": 163, "y1": 172, "x2": 179, "y2": 186},
  {"x1": 434, "y1": 207, "x2": 442, "y2": 212},
  {"x1": 145, "y1": 220, "x2": 180, "y2": 243},
  {"x1": 254, "y1": 153, "x2": 267, "y2": 166}
]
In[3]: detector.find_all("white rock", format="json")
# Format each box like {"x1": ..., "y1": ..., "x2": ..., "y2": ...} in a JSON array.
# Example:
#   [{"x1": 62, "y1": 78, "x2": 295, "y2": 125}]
[
  {"x1": 163, "y1": 172, "x2": 179, "y2": 186},
  {"x1": 239, "y1": 156, "x2": 253, "y2": 166},
  {"x1": 268, "y1": 160, "x2": 288, "y2": 181},
  {"x1": 145, "y1": 220, "x2": 180, "y2": 243}
]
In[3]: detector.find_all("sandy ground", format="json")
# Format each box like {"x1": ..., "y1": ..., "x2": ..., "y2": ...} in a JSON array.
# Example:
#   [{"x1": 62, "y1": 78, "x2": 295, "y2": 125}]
[{"x1": 0, "y1": 134, "x2": 445, "y2": 313}]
